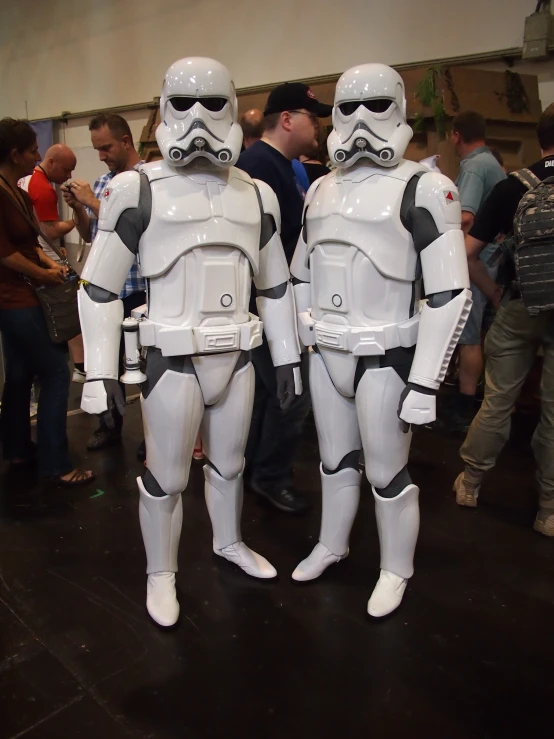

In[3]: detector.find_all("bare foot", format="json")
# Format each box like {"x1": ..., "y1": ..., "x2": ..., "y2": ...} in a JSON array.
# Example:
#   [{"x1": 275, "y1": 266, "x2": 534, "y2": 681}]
[{"x1": 58, "y1": 468, "x2": 96, "y2": 486}]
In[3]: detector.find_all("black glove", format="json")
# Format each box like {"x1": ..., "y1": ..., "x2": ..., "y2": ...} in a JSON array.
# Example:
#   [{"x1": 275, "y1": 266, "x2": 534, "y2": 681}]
[
  {"x1": 275, "y1": 363, "x2": 299, "y2": 411},
  {"x1": 88, "y1": 378, "x2": 126, "y2": 430}
]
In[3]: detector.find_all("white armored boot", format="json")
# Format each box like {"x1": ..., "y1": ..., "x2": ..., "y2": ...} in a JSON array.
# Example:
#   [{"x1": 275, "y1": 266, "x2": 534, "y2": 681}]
[
  {"x1": 368, "y1": 484, "x2": 420, "y2": 618},
  {"x1": 292, "y1": 465, "x2": 361, "y2": 582},
  {"x1": 138, "y1": 477, "x2": 183, "y2": 627},
  {"x1": 204, "y1": 465, "x2": 277, "y2": 578}
]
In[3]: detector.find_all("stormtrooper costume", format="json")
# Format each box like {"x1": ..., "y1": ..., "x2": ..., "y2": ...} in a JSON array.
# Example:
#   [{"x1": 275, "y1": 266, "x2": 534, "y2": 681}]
[
  {"x1": 290, "y1": 64, "x2": 472, "y2": 617},
  {"x1": 78, "y1": 57, "x2": 301, "y2": 627}
]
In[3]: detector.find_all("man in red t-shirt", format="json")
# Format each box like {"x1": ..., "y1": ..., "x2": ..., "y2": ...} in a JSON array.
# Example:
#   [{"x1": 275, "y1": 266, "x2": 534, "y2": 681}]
[
  {"x1": 21, "y1": 144, "x2": 86, "y2": 381},
  {"x1": 21, "y1": 144, "x2": 76, "y2": 262}
]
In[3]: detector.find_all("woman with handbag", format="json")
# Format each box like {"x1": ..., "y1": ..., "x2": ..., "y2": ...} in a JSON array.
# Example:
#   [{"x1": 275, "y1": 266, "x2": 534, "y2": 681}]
[{"x1": 0, "y1": 118, "x2": 94, "y2": 486}]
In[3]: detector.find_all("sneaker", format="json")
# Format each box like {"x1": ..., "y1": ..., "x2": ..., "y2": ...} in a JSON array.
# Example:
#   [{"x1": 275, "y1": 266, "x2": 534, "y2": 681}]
[
  {"x1": 533, "y1": 510, "x2": 554, "y2": 537},
  {"x1": 86, "y1": 427, "x2": 122, "y2": 451},
  {"x1": 453, "y1": 468, "x2": 483, "y2": 508},
  {"x1": 249, "y1": 482, "x2": 310, "y2": 514},
  {"x1": 72, "y1": 367, "x2": 86, "y2": 384},
  {"x1": 193, "y1": 444, "x2": 205, "y2": 461}
]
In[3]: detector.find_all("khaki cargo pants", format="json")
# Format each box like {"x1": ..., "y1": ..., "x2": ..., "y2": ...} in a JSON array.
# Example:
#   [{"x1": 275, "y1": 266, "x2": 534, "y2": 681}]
[{"x1": 460, "y1": 299, "x2": 554, "y2": 511}]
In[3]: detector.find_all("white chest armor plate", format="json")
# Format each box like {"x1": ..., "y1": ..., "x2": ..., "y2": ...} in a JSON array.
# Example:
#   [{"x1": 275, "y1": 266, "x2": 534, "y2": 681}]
[
  {"x1": 306, "y1": 160, "x2": 425, "y2": 355},
  {"x1": 137, "y1": 162, "x2": 263, "y2": 357}
]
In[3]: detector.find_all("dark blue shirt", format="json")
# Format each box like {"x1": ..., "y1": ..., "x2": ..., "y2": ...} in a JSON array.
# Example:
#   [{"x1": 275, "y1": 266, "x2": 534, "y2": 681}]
[{"x1": 237, "y1": 140, "x2": 304, "y2": 264}]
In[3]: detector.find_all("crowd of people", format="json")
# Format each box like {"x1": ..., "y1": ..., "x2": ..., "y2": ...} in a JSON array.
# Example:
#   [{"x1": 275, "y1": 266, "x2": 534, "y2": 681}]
[{"x1": 1, "y1": 80, "x2": 553, "y2": 538}]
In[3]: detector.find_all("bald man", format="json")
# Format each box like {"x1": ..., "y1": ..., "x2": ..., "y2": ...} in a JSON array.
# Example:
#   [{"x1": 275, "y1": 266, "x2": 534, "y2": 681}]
[
  {"x1": 240, "y1": 109, "x2": 264, "y2": 149},
  {"x1": 21, "y1": 144, "x2": 86, "y2": 381},
  {"x1": 21, "y1": 144, "x2": 77, "y2": 260}
]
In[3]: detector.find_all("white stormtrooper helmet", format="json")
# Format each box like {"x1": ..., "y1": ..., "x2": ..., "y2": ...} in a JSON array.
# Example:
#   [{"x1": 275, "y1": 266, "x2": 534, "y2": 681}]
[
  {"x1": 156, "y1": 57, "x2": 243, "y2": 168},
  {"x1": 328, "y1": 63, "x2": 413, "y2": 168}
]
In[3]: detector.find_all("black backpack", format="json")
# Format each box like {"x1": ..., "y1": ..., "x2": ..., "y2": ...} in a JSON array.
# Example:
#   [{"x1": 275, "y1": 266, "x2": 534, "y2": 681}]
[{"x1": 510, "y1": 169, "x2": 554, "y2": 315}]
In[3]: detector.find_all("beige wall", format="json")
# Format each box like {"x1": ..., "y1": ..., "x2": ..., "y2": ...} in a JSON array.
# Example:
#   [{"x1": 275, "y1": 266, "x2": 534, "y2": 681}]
[{"x1": 0, "y1": 0, "x2": 538, "y2": 120}]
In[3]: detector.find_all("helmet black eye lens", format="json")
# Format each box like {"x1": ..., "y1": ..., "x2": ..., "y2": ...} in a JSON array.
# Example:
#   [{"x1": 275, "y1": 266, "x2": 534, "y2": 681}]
[
  {"x1": 339, "y1": 99, "x2": 393, "y2": 116},
  {"x1": 201, "y1": 97, "x2": 228, "y2": 112},
  {"x1": 339, "y1": 101, "x2": 360, "y2": 116},
  {"x1": 364, "y1": 98, "x2": 393, "y2": 113},
  {"x1": 169, "y1": 97, "x2": 228, "y2": 113},
  {"x1": 170, "y1": 97, "x2": 196, "y2": 112}
]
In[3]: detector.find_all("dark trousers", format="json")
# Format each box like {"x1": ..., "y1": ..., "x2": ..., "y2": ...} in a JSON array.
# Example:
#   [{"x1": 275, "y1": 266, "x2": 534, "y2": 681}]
[
  {"x1": 0, "y1": 306, "x2": 72, "y2": 477},
  {"x1": 245, "y1": 338, "x2": 310, "y2": 491},
  {"x1": 98, "y1": 291, "x2": 146, "y2": 432}
]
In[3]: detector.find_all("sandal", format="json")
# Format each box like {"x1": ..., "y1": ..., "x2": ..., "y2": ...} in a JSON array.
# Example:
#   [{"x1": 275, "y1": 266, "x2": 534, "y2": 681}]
[{"x1": 51, "y1": 469, "x2": 96, "y2": 487}]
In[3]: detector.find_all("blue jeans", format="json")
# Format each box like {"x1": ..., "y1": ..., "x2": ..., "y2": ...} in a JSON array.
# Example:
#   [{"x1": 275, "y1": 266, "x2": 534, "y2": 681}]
[
  {"x1": 0, "y1": 306, "x2": 72, "y2": 477},
  {"x1": 245, "y1": 337, "x2": 311, "y2": 491}
]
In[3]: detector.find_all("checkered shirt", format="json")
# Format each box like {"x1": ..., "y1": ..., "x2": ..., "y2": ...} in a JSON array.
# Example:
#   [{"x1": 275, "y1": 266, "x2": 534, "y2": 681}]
[{"x1": 89, "y1": 165, "x2": 146, "y2": 300}]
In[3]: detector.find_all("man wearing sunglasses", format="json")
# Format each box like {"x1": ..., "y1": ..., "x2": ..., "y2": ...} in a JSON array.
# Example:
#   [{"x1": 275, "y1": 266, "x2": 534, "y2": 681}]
[{"x1": 237, "y1": 83, "x2": 332, "y2": 514}]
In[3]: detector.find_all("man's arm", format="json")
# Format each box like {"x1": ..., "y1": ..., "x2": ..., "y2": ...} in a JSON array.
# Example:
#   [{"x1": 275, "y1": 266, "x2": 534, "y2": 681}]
[
  {"x1": 28, "y1": 178, "x2": 75, "y2": 243},
  {"x1": 456, "y1": 169, "x2": 483, "y2": 235},
  {"x1": 461, "y1": 211, "x2": 474, "y2": 235},
  {"x1": 41, "y1": 218, "x2": 74, "y2": 241},
  {"x1": 72, "y1": 202, "x2": 93, "y2": 242},
  {"x1": 62, "y1": 188, "x2": 94, "y2": 242},
  {"x1": 465, "y1": 178, "x2": 519, "y2": 307},
  {"x1": 35, "y1": 246, "x2": 67, "y2": 271},
  {"x1": 466, "y1": 234, "x2": 503, "y2": 307}
]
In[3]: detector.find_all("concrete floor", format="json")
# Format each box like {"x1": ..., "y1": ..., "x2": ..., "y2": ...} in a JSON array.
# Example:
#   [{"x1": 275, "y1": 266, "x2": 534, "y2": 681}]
[{"x1": 0, "y1": 402, "x2": 552, "y2": 739}]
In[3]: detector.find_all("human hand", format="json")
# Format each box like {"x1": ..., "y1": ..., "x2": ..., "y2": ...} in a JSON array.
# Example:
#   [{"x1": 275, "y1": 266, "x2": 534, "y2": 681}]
[
  {"x1": 67, "y1": 180, "x2": 96, "y2": 209},
  {"x1": 42, "y1": 266, "x2": 66, "y2": 285},
  {"x1": 61, "y1": 182, "x2": 78, "y2": 208}
]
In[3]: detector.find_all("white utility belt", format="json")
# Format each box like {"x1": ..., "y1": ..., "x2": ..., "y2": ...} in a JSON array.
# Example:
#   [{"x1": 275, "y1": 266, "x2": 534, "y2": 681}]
[
  {"x1": 135, "y1": 313, "x2": 263, "y2": 357},
  {"x1": 298, "y1": 311, "x2": 420, "y2": 356}
]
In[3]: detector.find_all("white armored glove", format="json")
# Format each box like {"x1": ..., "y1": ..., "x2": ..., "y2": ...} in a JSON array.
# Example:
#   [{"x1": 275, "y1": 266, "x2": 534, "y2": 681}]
[
  {"x1": 397, "y1": 382, "x2": 436, "y2": 433},
  {"x1": 81, "y1": 379, "x2": 126, "y2": 429}
]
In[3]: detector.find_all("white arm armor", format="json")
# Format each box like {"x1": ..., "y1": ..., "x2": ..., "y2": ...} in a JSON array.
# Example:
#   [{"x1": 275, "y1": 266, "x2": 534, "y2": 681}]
[
  {"x1": 78, "y1": 287, "x2": 123, "y2": 380},
  {"x1": 408, "y1": 172, "x2": 472, "y2": 390},
  {"x1": 253, "y1": 179, "x2": 300, "y2": 367},
  {"x1": 79, "y1": 170, "x2": 142, "y2": 383},
  {"x1": 290, "y1": 180, "x2": 322, "y2": 345}
]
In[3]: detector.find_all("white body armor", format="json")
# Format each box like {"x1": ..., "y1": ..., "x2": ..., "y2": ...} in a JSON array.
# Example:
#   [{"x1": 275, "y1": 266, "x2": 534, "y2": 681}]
[
  {"x1": 78, "y1": 57, "x2": 301, "y2": 627},
  {"x1": 291, "y1": 63, "x2": 471, "y2": 618},
  {"x1": 136, "y1": 161, "x2": 263, "y2": 358}
]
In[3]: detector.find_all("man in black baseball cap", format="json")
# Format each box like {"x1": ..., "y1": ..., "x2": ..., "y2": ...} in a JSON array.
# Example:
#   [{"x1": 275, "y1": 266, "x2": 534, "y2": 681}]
[
  {"x1": 263, "y1": 82, "x2": 333, "y2": 119},
  {"x1": 236, "y1": 82, "x2": 331, "y2": 514}
]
